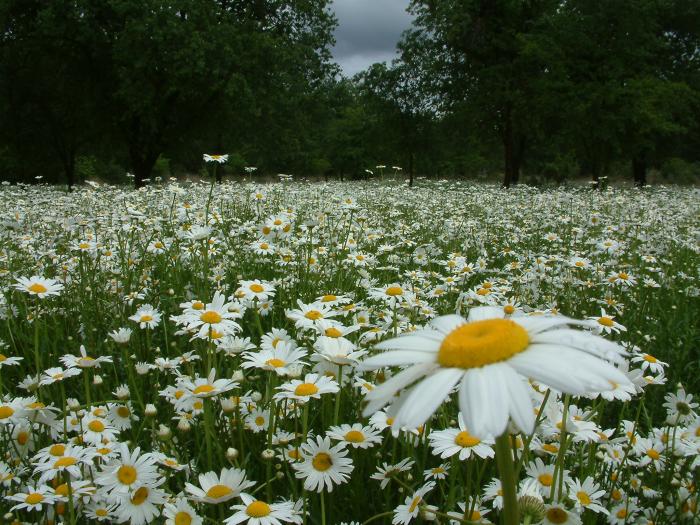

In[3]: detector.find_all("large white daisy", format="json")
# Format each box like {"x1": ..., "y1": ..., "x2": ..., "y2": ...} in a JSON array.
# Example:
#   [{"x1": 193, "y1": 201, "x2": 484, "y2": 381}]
[{"x1": 360, "y1": 307, "x2": 631, "y2": 438}]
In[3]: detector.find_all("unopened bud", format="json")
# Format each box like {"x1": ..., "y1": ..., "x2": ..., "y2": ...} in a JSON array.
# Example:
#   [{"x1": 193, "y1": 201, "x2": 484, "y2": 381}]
[
  {"x1": 518, "y1": 495, "x2": 546, "y2": 523},
  {"x1": 93, "y1": 374, "x2": 103, "y2": 385},
  {"x1": 157, "y1": 424, "x2": 171, "y2": 440},
  {"x1": 144, "y1": 404, "x2": 157, "y2": 417},
  {"x1": 275, "y1": 471, "x2": 285, "y2": 480},
  {"x1": 232, "y1": 370, "x2": 245, "y2": 382},
  {"x1": 177, "y1": 418, "x2": 191, "y2": 432},
  {"x1": 251, "y1": 391, "x2": 263, "y2": 402},
  {"x1": 226, "y1": 447, "x2": 239, "y2": 461},
  {"x1": 261, "y1": 449, "x2": 275, "y2": 461}
]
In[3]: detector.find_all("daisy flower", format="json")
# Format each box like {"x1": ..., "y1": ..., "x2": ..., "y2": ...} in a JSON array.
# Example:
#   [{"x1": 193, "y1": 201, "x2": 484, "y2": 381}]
[
  {"x1": 114, "y1": 485, "x2": 168, "y2": 525},
  {"x1": 543, "y1": 504, "x2": 582, "y2": 525},
  {"x1": 60, "y1": 345, "x2": 113, "y2": 369},
  {"x1": 129, "y1": 304, "x2": 162, "y2": 329},
  {"x1": 163, "y1": 498, "x2": 203, "y2": 525},
  {"x1": 326, "y1": 423, "x2": 383, "y2": 449},
  {"x1": 392, "y1": 481, "x2": 435, "y2": 525},
  {"x1": 39, "y1": 365, "x2": 81, "y2": 386},
  {"x1": 630, "y1": 352, "x2": 667, "y2": 375},
  {"x1": 108, "y1": 327, "x2": 133, "y2": 344},
  {"x1": 242, "y1": 341, "x2": 308, "y2": 376},
  {"x1": 567, "y1": 477, "x2": 609, "y2": 514},
  {"x1": 7, "y1": 484, "x2": 56, "y2": 512},
  {"x1": 225, "y1": 493, "x2": 302, "y2": 524},
  {"x1": 204, "y1": 153, "x2": 229, "y2": 163},
  {"x1": 588, "y1": 308, "x2": 626, "y2": 334},
  {"x1": 370, "y1": 458, "x2": 414, "y2": 489},
  {"x1": 361, "y1": 307, "x2": 631, "y2": 437},
  {"x1": 237, "y1": 279, "x2": 276, "y2": 302},
  {"x1": 274, "y1": 373, "x2": 339, "y2": 403},
  {"x1": 292, "y1": 435, "x2": 354, "y2": 492},
  {"x1": 0, "y1": 353, "x2": 22, "y2": 368},
  {"x1": 14, "y1": 275, "x2": 64, "y2": 298},
  {"x1": 179, "y1": 291, "x2": 241, "y2": 340},
  {"x1": 180, "y1": 368, "x2": 239, "y2": 399},
  {"x1": 95, "y1": 444, "x2": 162, "y2": 495},
  {"x1": 185, "y1": 467, "x2": 255, "y2": 504},
  {"x1": 285, "y1": 300, "x2": 338, "y2": 330},
  {"x1": 428, "y1": 414, "x2": 495, "y2": 460}
]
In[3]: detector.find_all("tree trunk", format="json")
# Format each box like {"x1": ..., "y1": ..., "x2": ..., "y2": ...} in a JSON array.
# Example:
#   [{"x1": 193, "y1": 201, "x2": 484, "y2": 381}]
[
  {"x1": 130, "y1": 147, "x2": 159, "y2": 189},
  {"x1": 633, "y1": 156, "x2": 647, "y2": 187},
  {"x1": 63, "y1": 155, "x2": 75, "y2": 191},
  {"x1": 503, "y1": 119, "x2": 515, "y2": 188},
  {"x1": 408, "y1": 152, "x2": 414, "y2": 187}
]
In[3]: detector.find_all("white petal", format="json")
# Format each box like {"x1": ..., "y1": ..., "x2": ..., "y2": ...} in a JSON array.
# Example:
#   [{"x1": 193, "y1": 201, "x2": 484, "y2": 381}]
[
  {"x1": 374, "y1": 333, "x2": 441, "y2": 352},
  {"x1": 429, "y1": 315, "x2": 466, "y2": 335},
  {"x1": 467, "y1": 306, "x2": 504, "y2": 322},
  {"x1": 393, "y1": 368, "x2": 463, "y2": 429},
  {"x1": 501, "y1": 365, "x2": 536, "y2": 434},
  {"x1": 362, "y1": 363, "x2": 436, "y2": 416},
  {"x1": 360, "y1": 350, "x2": 437, "y2": 369},
  {"x1": 531, "y1": 329, "x2": 626, "y2": 362}
]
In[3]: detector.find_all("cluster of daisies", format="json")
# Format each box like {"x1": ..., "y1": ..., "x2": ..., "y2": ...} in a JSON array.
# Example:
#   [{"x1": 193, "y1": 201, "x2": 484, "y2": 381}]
[{"x1": 0, "y1": 179, "x2": 698, "y2": 524}]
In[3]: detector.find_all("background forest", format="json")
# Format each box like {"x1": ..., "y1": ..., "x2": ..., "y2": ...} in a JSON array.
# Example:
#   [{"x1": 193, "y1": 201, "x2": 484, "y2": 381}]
[{"x1": 0, "y1": 0, "x2": 699, "y2": 188}]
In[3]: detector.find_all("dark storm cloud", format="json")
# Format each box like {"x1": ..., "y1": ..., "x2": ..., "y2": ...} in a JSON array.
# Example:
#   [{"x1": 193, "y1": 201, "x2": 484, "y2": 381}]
[{"x1": 331, "y1": 0, "x2": 414, "y2": 76}]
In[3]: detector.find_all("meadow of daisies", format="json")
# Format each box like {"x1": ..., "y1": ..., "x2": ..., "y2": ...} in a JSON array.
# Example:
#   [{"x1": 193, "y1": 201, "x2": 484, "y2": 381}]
[{"x1": 0, "y1": 178, "x2": 698, "y2": 525}]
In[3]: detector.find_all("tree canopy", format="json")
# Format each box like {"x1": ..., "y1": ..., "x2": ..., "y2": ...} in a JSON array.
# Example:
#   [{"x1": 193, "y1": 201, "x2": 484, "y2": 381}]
[{"x1": 0, "y1": 0, "x2": 698, "y2": 187}]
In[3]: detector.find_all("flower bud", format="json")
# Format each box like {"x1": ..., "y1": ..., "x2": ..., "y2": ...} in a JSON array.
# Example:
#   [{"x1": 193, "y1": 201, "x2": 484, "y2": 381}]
[
  {"x1": 518, "y1": 495, "x2": 546, "y2": 524},
  {"x1": 261, "y1": 449, "x2": 275, "y2": 461},
  {"x1": 93, "y1": 374, "x2": 103, "y2": 385},
  {"x1": 144, "y1": 404, "x2": 157, "y2": 417},
  {"x1": 226, "y1": 448, "x2": 239, "y2": 461},
  {"x1": 251, "y1": 391, "x2": 263, "y2": 402},
  {"x1": 157, "y1": 424, "x2": 171, "y2": 440},
  {"x1": 232, "y1": 370, "x2": 245, "y2": 382},
  {"x1": 177, "y1": 418, "x2": 191, "y2": 432}
]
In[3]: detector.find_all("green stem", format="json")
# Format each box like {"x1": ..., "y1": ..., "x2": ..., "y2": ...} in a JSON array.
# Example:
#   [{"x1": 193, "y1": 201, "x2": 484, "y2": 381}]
[
  {"x1": 320, "y1": 491, "x2": 327, "y2": 525},
  {"x1": 494, "y1": 432, "x2": 519, "y2": 525}
]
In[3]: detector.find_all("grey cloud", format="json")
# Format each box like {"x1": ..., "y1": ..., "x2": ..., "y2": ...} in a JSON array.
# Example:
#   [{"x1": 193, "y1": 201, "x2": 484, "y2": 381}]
[{"x1": 331, "y1": 0, "x2": 414, "y2": 76}]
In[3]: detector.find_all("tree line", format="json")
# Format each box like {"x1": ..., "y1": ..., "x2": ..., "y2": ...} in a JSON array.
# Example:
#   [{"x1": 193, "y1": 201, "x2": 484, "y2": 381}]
[{"x1": 1, "y1": 0, "x2": 698, "y2": 188}]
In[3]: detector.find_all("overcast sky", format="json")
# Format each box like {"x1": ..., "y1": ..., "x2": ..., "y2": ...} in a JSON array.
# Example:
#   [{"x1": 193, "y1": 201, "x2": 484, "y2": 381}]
[{"x1": 331, "y1": 0, "x2": 415, "y2": 77}]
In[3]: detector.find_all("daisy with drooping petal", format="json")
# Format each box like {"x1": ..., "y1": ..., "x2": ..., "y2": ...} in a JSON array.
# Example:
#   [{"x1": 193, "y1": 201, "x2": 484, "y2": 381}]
[
  {"x1": 39, "y1": 366, "x2": 81, "y2": 386},
  {"x1": 292, "y1": 435, "x2": 354, "y2": 492},
  {"x1": 95, "y1": 444, "x2": 162, "y2": 495},
  {"x1": 114, "y1": 485, "x2": 168, "y2": 525},
  {"x1": 60, "y1": 345, "x2": 113, "y2": 369},
  {"x1": 242, "y1": 341, "x2": 308, "y2": 376},
  {"x1": 224, "y1": 492, "x2": 302, "y2": 524},
  {"x1": 14, "y1": 276, "x2": 64, "y2": 298},
  {"x1": 428, "y1": 413, "x2": 495, "y2": 460},
  {"x1": 392, "y1": 481, "x2": 435, "y2": 525},
  {"x1": 180, "y1": 368, "x2": 239, "y2": 399},
  {"x1": 185, "y1": 467, "x2": 255, "y2": 504},
  {"x1": 361, "y1": 306, "x2": 631, "y2": 438}
]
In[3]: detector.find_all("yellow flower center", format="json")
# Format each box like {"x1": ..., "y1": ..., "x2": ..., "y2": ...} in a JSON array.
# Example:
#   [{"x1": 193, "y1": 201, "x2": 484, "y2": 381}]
[
  {"x1": 17, "y1": 431, "x2": 29, "y2": 445},
  {"x1": 455, "y1": 431, "x2": 481, "y2": 447},
  {"x1": 250, "y1": 284, "x2": 264, "y2": 293},
  {"x1": 265, "y1": 358, "x2": 285, "y2": 368},
  {"x1": 305, "y1": 310, "x2": 323, "y2": 320},
  {"x1": 174, "y1": 512, "x2": 192, "y2": 525},
  {"x1": 206, "y1": 484, "x2": 232, "y2": 500},
  {"x1": 193, "y1": 384, "x2": 216, "y2": 395},
  {"x1": 0, "y1": 406, "x2": 14, "y2": 419},
  {"x1": 538, "y1": 473, "x2": 553, "y2": 486},
  {"x1": 117, "y1": 465, "x2": 137, "y2": 485},
  {"x1": 546, "y1": 508, "x2": 568, "y2": 524},
  {"x1": 192, "y1": 301, "x2": 204, "y2": 310},
  {"x1": 246, "y1": 501, "x2": 272, "y2": 517},
  {"x1": 88, "y1": 420, "x2": 105, "y2": 433},
  {"x1": 503, "y1": 305, "x2": 515, "y2": 314},
  {"x1": 409, "y1": 496, "x2": 422, "y2": 512},
  {"x1": 294, "y1": 383, "x2": 319, "y2": 396},
  {"x1": 575, "y1": 261, "x2": 585, "y2": 267},
  {"x1": 469, "y1": 511, "x2": 482, "y2": 521},
  {"x1": 29, "y1": 283, "x2": 48, "y2": 294},
  {"x1": 25, "y1": 493, "x2": 44, "y2": 505},
  {"x1": 385, "y1": 286, "x2": 403, "y2": 296},
  {"x1": 616, "y1": 508, "x2": 627, "y2": 518},
  {"x1": 200, "y1": 311, "x2": 222, "y2": 324},
  {"x1": 55, "y1": 483, "x2": 69, "y2": 496},
  {"x1": 647, "y1": 449, "x2": 660, "y2": 460},
  {"x1": 345, "y1": 430, "x2": 365, "y2": 443},
  {"x1": 598, "y1": 317, "x2": 614, "y2": 327},
  {"x1": 131, "y1": 487, "x2": 149, "y2": 505},
  {"x1": 312, "y1": 452, "x2": 333, "y2": 471},
  {"x1": 643, "y1": 354, "x2": 657, "y2": 363},
  {"x1": 96, "y1": 509, "x2": 109, "y2": 517},
  {"x1": 54, "y1": 456, "x2": 77, "y2": 468},
  {"x1": 322, "y1": 294, "x2": 337, "y2": 302},
  {"x1": 0, "y1": 354, "x2": 6, "y2": 362},
  {"x1": 49, "y1": 444, "x2": 66, "y2": 456},
  {"x1": 577, "y1": 491, "x2": 591, "y2": 505},
  {"x1": 140, "y1": 314, "x2": 153, "y2": 322},
  {"x1": 325, "y1": 327, "x2": 342, "y2": 338},
  {"x1": 255, "y1": 416, "x2": 265, "y2": 426},
  {"x1": 117, "y1": 406, "x2": 130, "y2": 418},
  {"x1": 437, "y1": 319, "x2": 529, "y2": 369}
]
